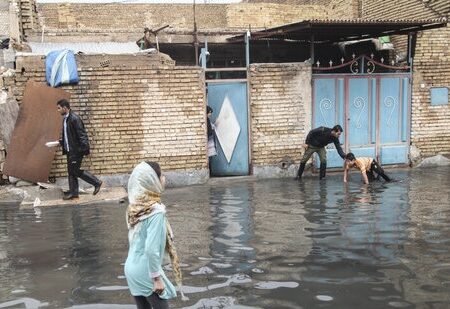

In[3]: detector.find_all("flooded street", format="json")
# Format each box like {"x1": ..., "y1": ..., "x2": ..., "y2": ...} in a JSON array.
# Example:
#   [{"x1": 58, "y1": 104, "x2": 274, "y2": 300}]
[{"x1": 1, "y1": 167, "x2": 450, "y2": 309}]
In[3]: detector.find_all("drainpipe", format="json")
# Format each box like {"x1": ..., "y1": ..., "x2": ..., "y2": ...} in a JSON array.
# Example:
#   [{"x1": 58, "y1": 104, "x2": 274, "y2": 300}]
[
  {"x1": 200, "y1": 37, "x2": 208, "y2": 68},
  {"x1": 245, "y1": 30, "x2": 250, "y2": 68},
  {"x1": 407, "y1": 32, "x2": 417, "y2": 165}
]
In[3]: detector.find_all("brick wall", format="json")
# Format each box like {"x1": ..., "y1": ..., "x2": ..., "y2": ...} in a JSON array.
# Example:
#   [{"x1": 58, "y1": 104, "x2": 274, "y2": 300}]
[
  {"x1": 19, "y1": 0, "x2": 38, "y2": 35},
  {"x1": 328, "y1": 0, "x2": 360, "y2": 19},
  {"x1": 12, "y1": 54, "x2": 207, "y2": 178},
  {"x1": 226, "y1": 4, "x2": 327, "y2": 28},
  {"x1": 362, "y1": 0, "x2": 450, "y2": 157},
  {"x1": 10, "y1": 58, "x2": 312, "y2": 179},
  {"x1": 249, "y1": 63, "x2": 311, "y2": 168},
  {"x1": 37, "y1": 3, "x2": 227, "y2": 32},
  {"x1": 30, "y1": 2, "x2": 328, "y2": 41},
  {"x1": 243, "y1": 0, "x2": 330, "y2": 4}
]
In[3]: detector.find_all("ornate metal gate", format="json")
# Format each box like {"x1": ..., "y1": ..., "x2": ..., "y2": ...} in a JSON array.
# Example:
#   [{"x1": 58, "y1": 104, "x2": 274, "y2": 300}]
[{"x1": 312, "y1": 55, "x2": 411, "y2": 168}]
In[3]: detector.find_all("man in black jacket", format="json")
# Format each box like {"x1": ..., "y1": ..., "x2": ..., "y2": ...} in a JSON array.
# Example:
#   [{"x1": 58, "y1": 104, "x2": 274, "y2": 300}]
[
  {"x1": 57, "y1": 99, "x2": 102, "y2": 200},
  {"x1": 295, "y1": 125, "x2": 346, "y2": 180}
]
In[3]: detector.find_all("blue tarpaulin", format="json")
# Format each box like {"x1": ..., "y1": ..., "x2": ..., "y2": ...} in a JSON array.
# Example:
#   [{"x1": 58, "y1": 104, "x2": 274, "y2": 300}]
[{"x1": 45, "y1": 49, "x2": 79, "y2": 87}]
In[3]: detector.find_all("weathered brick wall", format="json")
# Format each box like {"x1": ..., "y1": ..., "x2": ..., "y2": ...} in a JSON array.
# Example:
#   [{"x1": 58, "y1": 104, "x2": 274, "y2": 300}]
[
  {"x1": 12, "y1": 55, "x2": 207, "y2": 178},
  {"x1": 31, "y1": 2, "x2": 328, "y2": 40},
  {"x1": 37, "y1": 3, "x2": 226, "y2": 32},
  {"x1": 19, "y1": 0, "x2": 38, "y2": 35},
  {"x1": 249, "y1": 63, "x2": 311, "y2": 167},
  {"x1": 226, "y1": 4, "x2": 327, "y2": 28},
  {"x1": 328, "y1": 0, "x2": 360, "y2": 19},
  {"x1": 362, "y1": 0, "x2": 450, "y2": 157},
  {"x1": 244, "y1": 0, "x2": 330, "y2": 4}
]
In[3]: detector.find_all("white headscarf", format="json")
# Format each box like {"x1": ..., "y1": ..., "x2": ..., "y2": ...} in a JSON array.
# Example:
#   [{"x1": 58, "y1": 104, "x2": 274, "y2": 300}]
[{"x1": 127, "y1": 161, "x2": 163, "y2": 204}]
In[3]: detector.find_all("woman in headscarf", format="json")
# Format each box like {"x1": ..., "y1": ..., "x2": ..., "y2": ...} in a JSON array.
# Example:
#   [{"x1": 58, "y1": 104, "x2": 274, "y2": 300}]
[{"x1": 124, "y1": 161, "x2": 183, "y2": 309}]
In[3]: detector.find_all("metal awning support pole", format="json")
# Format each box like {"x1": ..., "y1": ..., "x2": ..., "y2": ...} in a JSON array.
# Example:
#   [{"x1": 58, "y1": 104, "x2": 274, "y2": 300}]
[
  {"x1": 193, "y1": 0, "x2": 199, "y2": 66},
  {"x1": 245, "y1": 30, "x2": 250, "y2": 68},
  {"x1": 407, "y1": 32, "x2": 417, "y2": 68},
  {"x1": 407, "y1": 33, "x2": 412, "y2": 68},
  {"x1": 310, "y1": 34, "x2": 315, "y2": 64}
]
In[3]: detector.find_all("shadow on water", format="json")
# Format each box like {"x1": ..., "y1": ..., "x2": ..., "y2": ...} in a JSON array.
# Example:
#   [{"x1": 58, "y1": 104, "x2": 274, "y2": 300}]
[{"x1": 0, "y1": 167, "x2": 450, "y2": 308}]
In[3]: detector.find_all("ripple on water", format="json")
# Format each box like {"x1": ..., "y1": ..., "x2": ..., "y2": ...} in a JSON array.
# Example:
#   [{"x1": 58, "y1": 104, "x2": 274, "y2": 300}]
[
  {"x1": 0, "y1": 297, "x2": 49, "y2": 308},
  {"x1": 388, "y1": 301, "x2": 411, "y2": 308},
  {"x1": 179, "y1": 296, "x2": 261, "y2": 309},
  {"x1": 89, "y1": 285, "x2": 128, "y2": 291},
  {"x1": 254, "y1": 281, "x2": 299, "y2": 289},
  {"x1": 64, "y1": 305, "x2": 135, "y2": 309},
  {"x1": 251, "y1": 268, "x2": 264, "y2": 273},
  {"x1": 211, "y1": 262, "x2": 233, "y2": 268},
  {"x1": 180, "y1": 296, "x2": 236, "y2": 309},
  {"x1": 316, "y1": 295, "x2": 333, "y2": 301},
  {"x1": 191, "y1": 266, "x2": 215, "y2": 275}
]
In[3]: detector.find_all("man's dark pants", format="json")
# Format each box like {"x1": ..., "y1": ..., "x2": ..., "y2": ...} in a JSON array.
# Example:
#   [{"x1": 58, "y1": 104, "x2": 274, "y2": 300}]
[
  {"x1": 296, "y1": 146, "x2": 327, "y2": 179},
  {"x1": 67, "y1": 153, "x2": 100, "y2": 196}
]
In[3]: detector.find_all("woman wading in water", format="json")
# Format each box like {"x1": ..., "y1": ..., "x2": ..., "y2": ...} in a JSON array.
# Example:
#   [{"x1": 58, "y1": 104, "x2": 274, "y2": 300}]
[{"x1": 124, "y1": 161, "x2": 184, "y2": 309}]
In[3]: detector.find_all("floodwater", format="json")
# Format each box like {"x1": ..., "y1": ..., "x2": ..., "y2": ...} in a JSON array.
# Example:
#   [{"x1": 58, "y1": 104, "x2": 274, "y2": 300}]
[{"x1": 1, "y1": 167, "x2": 450, "y2": 309}]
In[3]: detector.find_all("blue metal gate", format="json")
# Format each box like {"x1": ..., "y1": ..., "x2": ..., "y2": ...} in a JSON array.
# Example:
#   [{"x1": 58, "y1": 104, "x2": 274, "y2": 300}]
[
  {"x1": 207, "y1": 81, "x2": 249, "y2": 176},
  {"x1": 313, "y1": 74, "x2": 410, "y2": 168}
]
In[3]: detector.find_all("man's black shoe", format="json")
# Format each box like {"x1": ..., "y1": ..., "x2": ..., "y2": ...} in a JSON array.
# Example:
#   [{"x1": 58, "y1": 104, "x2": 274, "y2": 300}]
[
  {"x1": 93, "y1": 181, "x2": 103, "y2": 195},
  {"x1": 63, "y1": 194, "x2": 79, "y2": 200}
]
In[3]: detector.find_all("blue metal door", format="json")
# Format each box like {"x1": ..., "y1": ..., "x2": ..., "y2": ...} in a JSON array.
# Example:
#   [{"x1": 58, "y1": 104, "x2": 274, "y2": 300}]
[
  {"x1": 313, "y1": 74, "x2": 410, "y2": 168},
  {"x1": 347, "y1": 78, "x2": 376, "y2": 158},
  {"x1": 207, "y1": 82, "x2": 249, "y2": 176},
  {"x1": 313, "y1": 78, "x2": 345, "y2": 168},
  {"x1": 378, "y1": 77, "x2": 409, "y2": 164}
]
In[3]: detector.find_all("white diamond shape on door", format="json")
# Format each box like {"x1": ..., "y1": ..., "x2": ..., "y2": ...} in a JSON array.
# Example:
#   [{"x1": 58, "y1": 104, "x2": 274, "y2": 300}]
[{"x1": 214, "y1": 95, "x2": 241, "y2": 163}]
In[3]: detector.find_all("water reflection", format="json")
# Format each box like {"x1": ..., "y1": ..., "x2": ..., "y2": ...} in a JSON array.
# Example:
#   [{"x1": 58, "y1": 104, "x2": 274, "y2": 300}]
[
  {"x1": 209, "y1": 185, "x2": 255, "y2": 269},
  {"x1": 0, "y1": 167, "x2": 449, "y2": 308}
]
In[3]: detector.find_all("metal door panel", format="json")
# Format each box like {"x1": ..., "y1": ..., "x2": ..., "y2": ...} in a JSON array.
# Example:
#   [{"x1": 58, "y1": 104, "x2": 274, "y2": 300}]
[
  {"x1": 348, "y1": 78, "x2": 370, "y2": 146},
  {"x1": 401, "y1": 78, "x2": 409, "y2": 142},
  {"x1": 380, "y1": 145, "x2": 408, "y2": 165},
  {"x1": 207, "y1": 82, "x2": 249, "y2": 176},
  {"x1": 313, "y1": 78, "x2": 344, "y2": 168},
  {"x1": 379, "y1": 78, "x2": 401, "y2": 144},
  {"x1": 379, "y1": 77, "x2": 408, "y2": 164},
  {"x1": 314, "y1": 79, "x2": 337, "y2": 127},
  {"x1": 371, "y1": 78, "x2": 377, "y2": 144},
  {"x1": 351, "y1": 147, "x2": 376, "y2": 159}
]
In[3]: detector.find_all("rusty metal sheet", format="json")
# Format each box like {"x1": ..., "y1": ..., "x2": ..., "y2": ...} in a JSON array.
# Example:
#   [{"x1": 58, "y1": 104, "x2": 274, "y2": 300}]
[{"x1": 4, "y1": 81, "x2": 70, "y2": 183}]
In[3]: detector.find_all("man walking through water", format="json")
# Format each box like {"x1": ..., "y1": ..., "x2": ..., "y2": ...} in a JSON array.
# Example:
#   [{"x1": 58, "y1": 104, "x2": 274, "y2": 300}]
[
  {"x1": 295, "y1": 125, "x2": 346, "y2": 180},
  {"x1": 57, "y1": 99, "x2": 102, "y2": 200}
]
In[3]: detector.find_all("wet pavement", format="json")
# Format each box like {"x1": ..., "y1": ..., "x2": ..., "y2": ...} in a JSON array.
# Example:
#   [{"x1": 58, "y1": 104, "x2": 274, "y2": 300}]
[{"x1": 1, "y1": 167, "x2": 450, "y2": 309}]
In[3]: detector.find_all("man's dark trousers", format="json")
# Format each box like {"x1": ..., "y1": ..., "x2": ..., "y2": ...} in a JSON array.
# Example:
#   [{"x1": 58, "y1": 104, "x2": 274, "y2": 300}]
[{"x1": 67, "y1": 153, "x2": 100, "y2": 196}]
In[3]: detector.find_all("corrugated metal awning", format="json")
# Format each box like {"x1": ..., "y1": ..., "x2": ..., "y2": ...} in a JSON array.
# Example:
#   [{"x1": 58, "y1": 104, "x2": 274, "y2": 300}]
[{"x1": 228, "y1": 19, "x2": 447, "y2": 43}]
